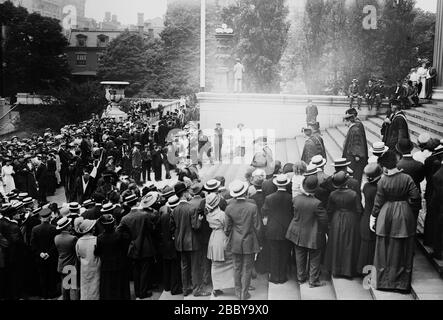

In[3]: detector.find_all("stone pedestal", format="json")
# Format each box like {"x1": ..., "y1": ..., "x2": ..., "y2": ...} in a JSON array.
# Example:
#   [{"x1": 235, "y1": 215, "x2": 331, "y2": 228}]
[{"x1": 433, "y1": 87, "x2": 443, "y2": 101}]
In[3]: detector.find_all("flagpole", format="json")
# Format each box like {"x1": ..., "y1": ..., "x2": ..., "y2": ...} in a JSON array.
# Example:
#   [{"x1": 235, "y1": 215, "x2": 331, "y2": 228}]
[{"x1": 200, "y1": 0, "x2": 206, "y2": 92}]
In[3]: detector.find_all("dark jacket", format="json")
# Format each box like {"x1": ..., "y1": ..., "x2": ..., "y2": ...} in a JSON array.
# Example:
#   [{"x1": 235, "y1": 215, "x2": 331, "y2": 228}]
[
  {"x1": 225, "y1": 198, "x2": 260, "y2": 255},
  {"x1": 173, "y1": 201, "x2": 201, "y2": 252},
  {"x1": 397, "y1": 155, "x2": 425, "y2": 193},
  {"x1": 262, "y1": 190, "x2": 293, "y2": 241},
  {"x1": 30, "y1": 222, "x2": 58, "y2": 262},
  {"x1": 286, "y1": 194, "x2": 328, "y2": 250},
  {"x1": 54, "y1": 231, "x2": 78, "y2": 273},
  {"x1": 95, "y1": 229, "x2": 130, "y2": 271},
  {"x1": 75, "y1": 176, "x2": 97, "y2": 204},
  {"x1": 384, "y1": 112, "x2": 410, "y2": 150},
  {"x1": 118, "y1": 208, "x2": 157, "y2": 259},
  {"x1": 159, "y1": 205, "x2": 178, "y2": 259}
]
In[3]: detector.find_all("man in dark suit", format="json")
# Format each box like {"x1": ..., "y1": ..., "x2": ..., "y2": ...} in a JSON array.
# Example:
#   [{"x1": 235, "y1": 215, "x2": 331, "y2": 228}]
[
  {"x1": 189, "y1": 183, "x2": 211, "y2": 286},
  {"x1": 0, "y1": 204, "x2": 26, "y2": 300},
  {"x1": 54, "y1": 217, "x2": 79, "y2": 300},
  {"x1": 117, "y1": 194, "x2": 157, "y2": 299},
  {"x1": 35, "y1": 155, "x2": 49, "y2": 205},
  {"x1": 343, "y1": 110, "x2": 369, "y2": 185},
  {"x1": 30, "y1": 208, "x2": 59, "y2": 299},
  {"x1": 261, "y1": 175, "x2": 293, "y2": 284},
  {"x1": 389, "y1": 80, "x2": 407, "y2": 107},
  {"x1": 286, "y1": 175, "x2": 328, "y2": 287},
  {"x1": 383, "y1": 104, "x2": 410, "y2": 151},
  {"x1": 396, "y1": 138, "x2": 425, "y2": 193},
  {"x1": 225, "y1": 180, "x2": 261, "y2": 300},
  {"x1": 75, "y1": 162, "x2": 100, "y2": 204},
  {"x1": 172, "y1": 182, "x2": 210, "y2": 297}
]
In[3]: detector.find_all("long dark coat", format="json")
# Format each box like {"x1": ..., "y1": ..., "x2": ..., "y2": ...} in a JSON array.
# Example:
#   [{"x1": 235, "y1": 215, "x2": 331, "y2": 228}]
[
  {"x1": 262, "y1": 190, "x2": 293, "y2": 241},
  {"x1": 173, "y1": 201, "x2": 201, "y2": 252},
  {"x1": 384, "y1": 111, "x2": 410, "y2": 150},
  {"x1": 95, "y1": 229, "x2": 131, "y2": 300},
  {"x1": 342, "y1": 122, "x2": 368, "y2": 184},
  {"x1": 325, "y1": 187, "x2": 362, "y2": 278}
]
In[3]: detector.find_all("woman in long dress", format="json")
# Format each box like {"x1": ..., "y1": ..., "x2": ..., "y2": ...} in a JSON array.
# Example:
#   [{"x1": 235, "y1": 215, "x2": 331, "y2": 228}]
[
  {"x1": 358, "y1": 163, "x2": 382, "y2": 274},
  {"x1": 417, "y1": 61, "x2": 428, "y2": 100},
  {"x1": 75, "y1": 218, "x2": 101, "y2": 300},
  {"x1": 325, "y1": 171, "x2": 362, "y2": 278},
  {"x1": 370, "y1": 150, "x2": 420, "y2": 292},
  {"x1": 2, "y1": 159, "x2": 15, "y2": 194},
  {"x1": 206, "y1": 193, "x2": 234, "y2": 297}
]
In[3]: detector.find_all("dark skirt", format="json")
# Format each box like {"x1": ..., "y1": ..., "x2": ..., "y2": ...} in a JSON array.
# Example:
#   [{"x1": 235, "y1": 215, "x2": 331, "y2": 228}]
[
  {"x1": 374, "y1": 235, "x2": 414, "y2": 292},
  {"x1": 357, "y1": 239, "x2": 376, "y2": 274},
  {"x1": 99, "y1": 269, "x2": 131, "y2": 300},
  {"x1": 325, "y1": 211, "x2": 361, "y2": 278}
]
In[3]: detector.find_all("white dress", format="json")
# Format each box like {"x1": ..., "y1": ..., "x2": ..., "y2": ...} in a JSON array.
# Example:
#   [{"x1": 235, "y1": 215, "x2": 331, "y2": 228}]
[
  {"x1": 2, "y1": 165, "x2": 15, "y2": 194},
  {"x1": 417, "y1": 67, "x2": 428, "y2": 99},
  {"x1": 76, "y1": 235, "x2": 101, "y2": 300}
]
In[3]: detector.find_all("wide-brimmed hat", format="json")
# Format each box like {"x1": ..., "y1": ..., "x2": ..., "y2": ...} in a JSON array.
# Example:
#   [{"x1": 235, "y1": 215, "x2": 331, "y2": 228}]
[
  {"x1": 174, "y1": 182, "x2": 189, "y2": 196},
  {"x1": 417, "y1": 133, "x2": 431, "y2": 147},
  {"x1": 206, "y1": 193, "x2": 220, "y2": 210},
  {"x1": 39, "y1": 208, "x2": 52, "y2": 218},
  {"x1": 190, "y1": 183, "x2": 204, "y2": 195},
  {"x1": 69, "y1": 202, "x2": 81, "y2": 211},
  {"x1": 364, "y1": 163, "x2": 383, "y2": 182},
  {"x1": 331, "y1": 158, "x2": 352, "y2": 168},
  {"x1": 229, "y1": 180, "x2": 249, "y2": 198},
  {"x1": 100, "y1": 203, "x2": 116, "y2": 214},
  {"x1": 204, "y1": 179, "x2": 222, "y2": 192},
  {"x1": 396, "y1": 138, "x2": 414, "y2": 155},
  {"x1": 99, "y1": 214, "x2": 115, "y2": 226},
  {"x1": 332, "y1": 171, "x2": 350, "y2": 189},
  {"x1": 140, "y1": 192, "x2": 159, "y2": 209},
  {"x1": 56, "y1": 217, "x2": 72, "y2": 231},
  {"x1": 273, "y1": 174, "x2": 290, "y2": 187},
  {"x1": 369, "y1": 142, "x2": 389, "y2": 155},
  {"x1": 167, "y1": 195, "x2": 180, "y2": 209},
  {"x1": 76, "y1": 218, "x2": 97, "y2": 235},
  {"x1": 160, "y1": 185, "x2": 175, "y2": 198},
  {"x1": 310, "y1": 155, "x2": 327, "y2": 168},
  {"x1": 302, "y1": 175, "x2": 318, "y2": 194}
]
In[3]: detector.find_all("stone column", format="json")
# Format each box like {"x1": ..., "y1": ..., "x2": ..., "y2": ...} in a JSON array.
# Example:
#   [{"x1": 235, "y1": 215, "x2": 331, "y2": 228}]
[{"x1": 433, "y1": 0, "x2": 443, "y2": 99}]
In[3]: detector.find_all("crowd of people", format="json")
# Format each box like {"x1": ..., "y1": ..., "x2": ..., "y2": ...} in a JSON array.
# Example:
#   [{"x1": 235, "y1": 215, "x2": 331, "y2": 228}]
[{"x1": 0, "y1": 90, "x2": 442, "y2": 301}]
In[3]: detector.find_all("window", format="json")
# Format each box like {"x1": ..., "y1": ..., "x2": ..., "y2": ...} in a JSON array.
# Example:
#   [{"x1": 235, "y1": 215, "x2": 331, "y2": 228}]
[
  {"x1": 76, "y1": 53, "x2": 87, "y2": 66},
  {"x1": 76, "y1": 34, "x2": 87, "y2": 47},
  {"x1": 97, "y1": 35, "x2": 109, "y2": 48}
]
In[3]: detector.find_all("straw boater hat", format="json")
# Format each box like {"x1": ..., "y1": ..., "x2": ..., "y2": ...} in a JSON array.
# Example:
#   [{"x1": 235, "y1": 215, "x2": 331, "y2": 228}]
[
  {"x1": 229, "y1": 180, "x2": 249, "y2": 198},
  {"x1": 22, "y1": 197, "x2": 34, "y2": 206},
  {"x1": 369, "y1": 142, "x2": 389, "y2": 155},
  {"x1": 69, "y1": 202, "x2": 81, "y2": 211},
  {"x1": 124, "y1": 194, "x2": 138, "y2": 206},
  {"x1": 310, "y1": 155, "x2": 327, "y2": 168},
  {"x1": 56, "y1": 216, "x2": 72, "y2": 231},
  {"x1": 273, "y1": 174, "x2": 290, "y2": 187},
  {"x1": 100, "y1": 203, "x2": 116, "y2": 214},
  {"x1": 167, "y1": 195, "x2": 180, "y2": 209},
  {"x1": 204, "y1": 179, "x2": 222, "y2": 192},
  {"x1": 140, "y1": 192, "x2": 159, "y2": 209},
  {"x1": 205, "y1": 193, "x2": 220, "y2": 211},
  {"x1": 82, "y1": 199, "x2": 95, "y2": 208},
  {"x1": 332, "y1": 158, "x2": 352, "y2": 168},
  {"x1": 304, "y1": 164, "x2": 320, "y2": 177}
]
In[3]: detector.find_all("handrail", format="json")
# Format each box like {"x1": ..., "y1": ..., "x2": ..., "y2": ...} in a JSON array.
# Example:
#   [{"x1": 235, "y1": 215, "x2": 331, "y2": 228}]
[{"x1": 0, "y1": 104, "x2": 18, "y2": 122}]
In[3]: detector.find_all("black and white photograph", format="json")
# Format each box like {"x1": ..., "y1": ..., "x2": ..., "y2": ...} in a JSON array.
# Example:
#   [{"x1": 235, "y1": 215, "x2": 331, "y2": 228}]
[{"x1": 0, "y1": 0, "x2": 443, "y2": 310}]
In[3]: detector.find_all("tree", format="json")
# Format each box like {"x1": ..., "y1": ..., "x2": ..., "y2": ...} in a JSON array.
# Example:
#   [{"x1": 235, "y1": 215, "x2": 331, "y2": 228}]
[
  {"x1": 411, "y1": 8, "x2": 436, "y2": 62},
  {"x1": 0, "y1": 1, "x2": 70, "y2": 100},
  {"x1": 160, "y1": 1, "x2": 201, "y2": 97},
  {"x1": 222, "y1": 0, "x2": 290, "y2": 93}
]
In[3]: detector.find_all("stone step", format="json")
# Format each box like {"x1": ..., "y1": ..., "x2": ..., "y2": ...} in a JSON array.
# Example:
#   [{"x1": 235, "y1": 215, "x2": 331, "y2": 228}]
[
  {"x1": 285, "y1": 139, "x2": 300, "y2": 164},
  {"x1": 268, "y1": 278, "x2": 301, "y2": 300},
  {"x1": 411, "y1": 244, "x2": 443, "y2": 300},
  {"x1": 416, "y1": 106, "x2": 443, "y2": 119},
  {"x1": 299, "y1": 271, "x2": 337, "y2": 300},
  {"x1": 294, "y1": 136, "x2": 306, "y2": 162},
  {"x1": 416, "y1": 237, "x2": 443, "y2": 276},
  {"x1": 406, "y1": 109, "x2": 443, "y2": 127},
  {"x1": 322, "y1": 130, "x2": 343, "y2": 162},
  {"x1": 369, "y1": 287, "x2": 415, "y2": 300},
  {"x1": 331, "y1": 277, "x2": 373, "y2": 300},
  {"x1": 404, "y1": 113, "x2": 443, "y2": 137},
  {"x1": 325, "y1": 127, "x2": 345, "y2": 152}
]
